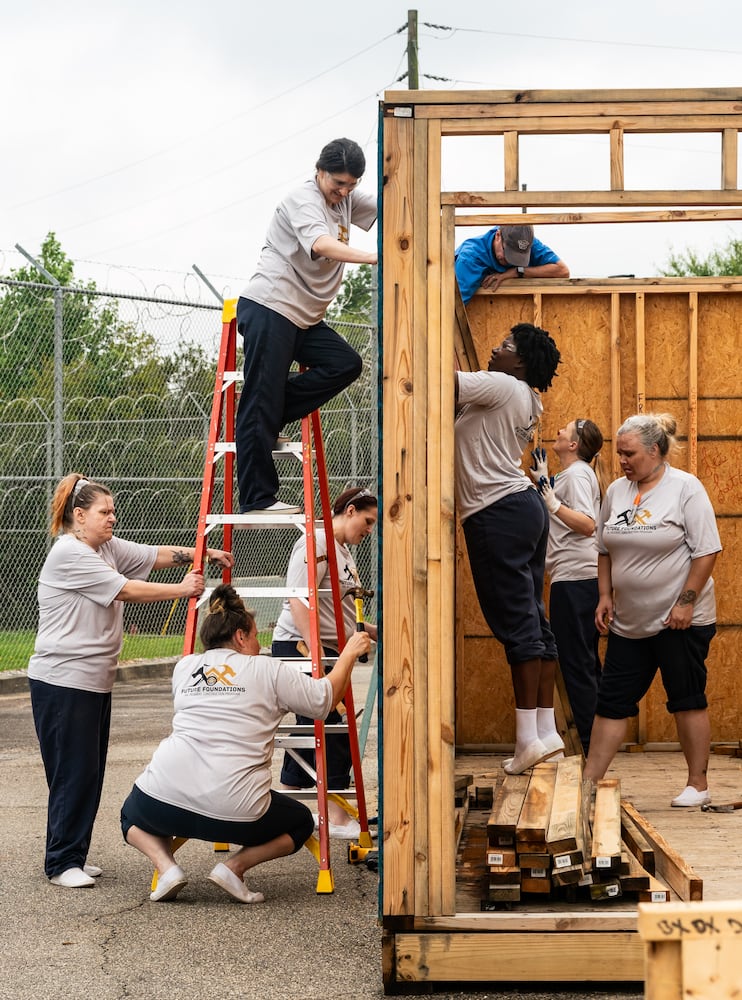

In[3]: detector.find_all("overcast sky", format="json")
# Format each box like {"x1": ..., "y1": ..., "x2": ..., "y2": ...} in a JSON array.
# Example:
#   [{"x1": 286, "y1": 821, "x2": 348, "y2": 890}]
[{"x1": 2, "y1": 0, "x2": 742, "y2": 300}]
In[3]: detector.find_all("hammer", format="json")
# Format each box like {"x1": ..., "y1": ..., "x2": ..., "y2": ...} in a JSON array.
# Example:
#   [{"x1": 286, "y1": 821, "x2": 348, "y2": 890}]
[
  {"x1": 350, "y1": 586, "x2": 374, "y2": 663},
  {"x1": 701, "y1": 800, "x2": 742, "y2": 813}
]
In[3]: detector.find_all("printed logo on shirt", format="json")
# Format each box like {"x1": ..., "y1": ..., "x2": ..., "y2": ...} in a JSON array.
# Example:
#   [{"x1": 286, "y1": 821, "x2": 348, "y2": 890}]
[
  {"x1": 606, "y1": 504, "x2": 657, "y2": 532},
  {"x1": 337, "y1": 223, "x2": 350, "y2": 245},
  {"x1": 184, "y1": 663, "x2": 245, "y2": 695}
]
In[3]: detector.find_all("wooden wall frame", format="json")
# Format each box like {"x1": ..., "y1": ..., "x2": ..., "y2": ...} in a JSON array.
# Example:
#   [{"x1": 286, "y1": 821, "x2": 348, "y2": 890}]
[{"x1": 379, "y1": 88, "x2": 742, "y2": 991}]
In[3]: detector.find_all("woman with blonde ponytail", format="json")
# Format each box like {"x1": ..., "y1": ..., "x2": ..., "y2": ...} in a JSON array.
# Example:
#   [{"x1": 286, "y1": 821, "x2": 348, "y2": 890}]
[{"x1": 29, "y1": 473, "x2": 232, "y2": 890}]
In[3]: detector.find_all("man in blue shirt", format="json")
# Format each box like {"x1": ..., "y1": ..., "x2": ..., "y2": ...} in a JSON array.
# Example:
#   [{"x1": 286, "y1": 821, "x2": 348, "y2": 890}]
[{"x1": 455, "y1": 224, "x2": 569, "y2": 303}]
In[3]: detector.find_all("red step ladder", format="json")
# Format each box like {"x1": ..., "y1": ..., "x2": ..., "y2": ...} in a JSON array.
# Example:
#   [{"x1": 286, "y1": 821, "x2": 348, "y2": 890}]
[{"x1": 183, "y1": 298, "x2": 372, "y2": 893}]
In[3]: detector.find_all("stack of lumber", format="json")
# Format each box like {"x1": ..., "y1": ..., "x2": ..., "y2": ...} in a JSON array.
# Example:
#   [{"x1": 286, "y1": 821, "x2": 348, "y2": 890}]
[{"x1": 483, "y1": 757, "x2": 701, "y2": 907}]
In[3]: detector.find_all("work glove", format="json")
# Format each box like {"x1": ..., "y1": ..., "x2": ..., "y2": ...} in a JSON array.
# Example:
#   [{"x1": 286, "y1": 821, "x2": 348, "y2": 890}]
[
  {"x1": 529, "y1": 447, "x2": 552, "y2": 486},
  {"x1": 538, "y1": 479, "x2": 561, "y2": 514}
]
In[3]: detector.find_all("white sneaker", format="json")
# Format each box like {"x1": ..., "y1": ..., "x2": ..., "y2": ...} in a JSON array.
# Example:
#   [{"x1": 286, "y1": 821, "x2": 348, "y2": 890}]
[
  {"x1": 83, "y1": 864, "x2": 102, "y2": 877},
  {"x1": 671, "y1": 785, "x2": 710, "y2": 808},
  {"x1": 208, "y1": 862, "x2": 264, "y2": 904},
  {"x1": 503, "y1": 739, "x2": 551, "y2": 775},
  {"x1": 49, "y1": 867, "x2": 96, "y2": 888},
  {"x1": 328, "y1": 819, "x2": 362, "y2": 840},
  {"x1": 150, "y1": 864, "x2": 188, "y2": 902},
  {"x1": 250, "y1": 501, "x2": 301, "y2": 514}
]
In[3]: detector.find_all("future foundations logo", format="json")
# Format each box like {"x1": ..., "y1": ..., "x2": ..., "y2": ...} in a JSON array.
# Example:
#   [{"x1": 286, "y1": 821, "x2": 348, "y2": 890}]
[
  {"x1": 608, "y1": 504, "x2": 657, "y2": 531},
  {"x1": 185, "y1": 663, "x2": 245, "y2": 695}
]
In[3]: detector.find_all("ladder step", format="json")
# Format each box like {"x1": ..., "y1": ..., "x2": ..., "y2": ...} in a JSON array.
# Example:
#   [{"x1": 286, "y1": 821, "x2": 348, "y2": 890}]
[
  {"x1": 273, "y1": 441, "x2": 305, "y2": 459},
  {"x1": 283, "y1": 789, "x2": 358, "y2": 801},
  {"x1": 278, "y1": 724, "x2": 350, "y2": 734},
  {"x1": 205, "y1": 512, "x2": 305, "y2": 528},
  {"x1": 275, "y1": 736, "x2": 317, "y2": 749}
]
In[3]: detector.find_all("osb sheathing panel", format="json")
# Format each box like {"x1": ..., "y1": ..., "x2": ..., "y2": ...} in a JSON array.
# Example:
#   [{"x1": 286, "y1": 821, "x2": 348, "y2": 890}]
[{"x1": 457, "y1": 287, "x2": 742, "y2": 745}]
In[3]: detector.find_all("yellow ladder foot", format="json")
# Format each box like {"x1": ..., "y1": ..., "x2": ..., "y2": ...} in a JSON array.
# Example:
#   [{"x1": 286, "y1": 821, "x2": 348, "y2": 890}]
[{"x1": 316, "y1": 868, "x2": 335, "y2": 894}]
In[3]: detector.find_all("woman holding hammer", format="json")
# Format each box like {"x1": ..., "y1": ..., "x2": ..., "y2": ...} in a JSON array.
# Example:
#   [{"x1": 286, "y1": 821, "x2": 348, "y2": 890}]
[{"x1": 272, "y1": 486, "x2": 378, "y2": 838}]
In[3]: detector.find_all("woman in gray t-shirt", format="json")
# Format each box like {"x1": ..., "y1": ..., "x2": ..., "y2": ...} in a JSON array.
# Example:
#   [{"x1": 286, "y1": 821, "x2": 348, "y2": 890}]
[
  {"x1": 583, "y1": 413, "x2": 722, "y2": 808},
  {"x1": 29, "y1": 473, "x2": 232, "y2": 889}
]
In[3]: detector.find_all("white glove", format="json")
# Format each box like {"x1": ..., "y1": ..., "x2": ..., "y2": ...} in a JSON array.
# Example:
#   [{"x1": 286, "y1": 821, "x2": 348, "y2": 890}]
[
  {"x1": 540, "y1": 480, "x2": 561, "y2": 514},
  {"x1": 528, "y1": 447, "x2": 550, "y2": 486}
]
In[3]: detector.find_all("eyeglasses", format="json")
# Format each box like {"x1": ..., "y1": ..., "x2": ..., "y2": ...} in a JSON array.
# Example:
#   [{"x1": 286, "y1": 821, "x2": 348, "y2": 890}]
[{"x1": 499, "y1": 338, "x2": 518, "y2": 353}]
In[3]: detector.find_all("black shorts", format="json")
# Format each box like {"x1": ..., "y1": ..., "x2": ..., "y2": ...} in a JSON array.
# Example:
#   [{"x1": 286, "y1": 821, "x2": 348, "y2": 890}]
[
  {"x1": 120, "y1": 785, "x2": 313, "y2": 853},
  {"x1": 596, "y1": 624, "x2": 716, "y2": 719}
]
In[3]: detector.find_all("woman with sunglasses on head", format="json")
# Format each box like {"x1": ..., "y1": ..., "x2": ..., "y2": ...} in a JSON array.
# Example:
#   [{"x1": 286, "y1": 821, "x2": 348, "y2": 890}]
[
  {"x1": 455, "y1": 323, "x2": 562, "y2": 775},
  {"x1": 234, "y1": 137, "x2": 377, "y2": 516},
  {"x1": 529, "y1": 419, "x2": 610, "y2": 754},
  {"x1": 272, "y1": 486, "x2": 378, "y2": 838},
  {"x1": 583, "y1": 413, "x2": 721, "y2": 807}
]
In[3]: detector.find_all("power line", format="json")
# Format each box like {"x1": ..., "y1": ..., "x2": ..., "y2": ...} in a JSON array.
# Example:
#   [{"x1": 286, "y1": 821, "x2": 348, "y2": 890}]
[
  {"x1": 423, "y1": 22, "x2": 742, "y2": 57},
  {"x1": 88, "y1": 94, "x2": 381, "y2": 258},
  {"x1": 9, "y1": 32, "x2": 399, "y2": 212}
]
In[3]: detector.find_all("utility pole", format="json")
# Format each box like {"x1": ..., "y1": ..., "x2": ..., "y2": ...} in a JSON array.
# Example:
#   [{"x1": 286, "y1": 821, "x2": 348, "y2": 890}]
[{"x1": 407, "y1": 9, "x2": 419, "y2": 89}]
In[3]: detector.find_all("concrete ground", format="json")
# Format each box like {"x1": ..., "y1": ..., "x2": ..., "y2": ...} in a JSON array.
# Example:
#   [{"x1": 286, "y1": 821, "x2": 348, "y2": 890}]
[{"x1": 0, "y1": 664, "x2": 642, "y2": 1000}]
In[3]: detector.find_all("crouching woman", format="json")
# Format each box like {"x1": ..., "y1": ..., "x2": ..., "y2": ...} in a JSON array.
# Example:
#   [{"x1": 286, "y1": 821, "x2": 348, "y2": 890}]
[{"x1": 121, "y1": 584, "x2": 370, "y2": 903}]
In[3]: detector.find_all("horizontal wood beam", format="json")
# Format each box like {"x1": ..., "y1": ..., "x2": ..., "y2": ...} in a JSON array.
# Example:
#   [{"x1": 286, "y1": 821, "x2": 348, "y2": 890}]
[
  {"x1": 471, "y1": 277, "x2": 742, "y2": 293},
  {"x1": 454, "y1": 208, "x2": 742, "y2": 226},
  {"x1": 384, "y1": 87, "x2": 742, "y2": 106},
  {"x1": 434, "y1": 113, "x2": 742, "y2": 134},
  {"x1": 444, "y1": 190, "x2": 742, "y2": 208},
  {"x1": 391, "y1": 930, "x2": 644, "y2": 982}
]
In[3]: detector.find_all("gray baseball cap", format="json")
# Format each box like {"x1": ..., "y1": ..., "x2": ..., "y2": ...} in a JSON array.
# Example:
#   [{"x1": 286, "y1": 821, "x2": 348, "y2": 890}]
[{"x1": 500, "y1": 224, "x2": 534, "y2": 267}]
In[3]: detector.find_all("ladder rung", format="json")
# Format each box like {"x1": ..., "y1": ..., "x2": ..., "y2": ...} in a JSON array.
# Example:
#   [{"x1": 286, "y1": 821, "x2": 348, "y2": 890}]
[
  {"x1": 204, "y1": 512, "x2": 304, "y2": 527},
  {"x1": 228, "y1": 586, "x2": 309, "y2": 599},
  {"x1": 275, "y1": 736, "x2": 317, "y2": 749},
  {"x1": 272, "y1": 442, "x2": 314, "y2": 460},
  {"x1": 283, "y1": 789, "x2": 359, "y2": 801},
  {"x1": 277, "y1": 724, "x2": 350, "y2": 734}
]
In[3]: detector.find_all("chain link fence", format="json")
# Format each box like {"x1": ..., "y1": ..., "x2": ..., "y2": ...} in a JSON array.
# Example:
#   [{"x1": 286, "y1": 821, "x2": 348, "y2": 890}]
[{"x1": 0, "y1": 277, "x2": 378, "y2": 671}]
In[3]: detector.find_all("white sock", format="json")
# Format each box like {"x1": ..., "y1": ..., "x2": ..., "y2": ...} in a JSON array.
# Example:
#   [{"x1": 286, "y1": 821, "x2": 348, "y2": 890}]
[
  {"x1": 514, "y1": 708, "x2": 539, "y2": 751},
  {"x1": 537, "y1": 707, "x2": 558, "y2": 741}
]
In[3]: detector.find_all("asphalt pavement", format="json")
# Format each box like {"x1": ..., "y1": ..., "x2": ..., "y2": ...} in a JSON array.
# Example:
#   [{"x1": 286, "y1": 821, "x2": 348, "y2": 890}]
[{"x1": 0, "y1": 664, "x2": 643, "y2": 1000}]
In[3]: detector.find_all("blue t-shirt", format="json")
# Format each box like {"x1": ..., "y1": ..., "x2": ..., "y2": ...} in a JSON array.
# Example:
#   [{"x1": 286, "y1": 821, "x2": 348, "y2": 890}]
[{"x1": 454, "y1": 227, "x2": 560, "y2": 302}]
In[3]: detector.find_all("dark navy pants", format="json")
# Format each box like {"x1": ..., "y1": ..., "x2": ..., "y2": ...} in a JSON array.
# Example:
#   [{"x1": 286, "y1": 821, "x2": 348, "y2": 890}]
[
  {"x1": 462, "y1": 489, "x2": 557, "y2": 666},
  {"x1": 271, "y1": 640, "x2": 352, "y2": 790},
  {"x1": 549, "y1": 578, "x2": 602, "y2": 753},
  {"x1": 29, "y1": 679, "x2": 112, "y2": 877},
  {"x1": 121, "y1": 785, "x2": 314, "y2": 854},
  {"x1": 234, "y1": 298, "x2": 362, "y2": 511}
]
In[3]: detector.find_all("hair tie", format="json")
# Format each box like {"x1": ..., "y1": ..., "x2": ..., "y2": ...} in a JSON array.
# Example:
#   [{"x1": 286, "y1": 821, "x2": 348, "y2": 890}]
[{"x1": 72, "y1": 478, "x2": 90, "y2": 501}]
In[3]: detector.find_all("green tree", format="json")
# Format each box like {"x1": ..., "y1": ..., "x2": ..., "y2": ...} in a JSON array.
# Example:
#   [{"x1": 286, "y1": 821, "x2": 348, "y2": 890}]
[
  {"x1": 660, "y1": 237, "x2": 742, "y2": 276},
  {"x1": 326, "y1": 263, "x2": 376, "y2": 324}
]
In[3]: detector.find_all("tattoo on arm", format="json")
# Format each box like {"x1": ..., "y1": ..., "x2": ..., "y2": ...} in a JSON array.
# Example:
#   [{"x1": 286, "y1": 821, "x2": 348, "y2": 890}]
[
  {"x1": 676, "y1": 589, "x2": 697, "y2": 607},
  {"x1": 170, "y1": 549, "x2": 192, "y2": 566}
]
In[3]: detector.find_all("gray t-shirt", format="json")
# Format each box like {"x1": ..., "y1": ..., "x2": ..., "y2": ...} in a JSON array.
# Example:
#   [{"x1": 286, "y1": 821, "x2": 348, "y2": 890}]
[
  {"x1": 597, "y1": 465, "x2": 721, "y2": 639},
  {"x1": 134, "y1": 648, "x2": 333, "y2": 821},
  {"x1": 454, "y1": 370, "x2": 542, "y2": 522},
  {"x1": 27, "y1": 533, "x2": 158, "y2": 693},
  {"x1": 546, "y1": 460, "x2": 601, "y2": 583},
  {"x1": 241, "y1": 177, "x2": 377, "y2": 328},
  {"x1": 272, "y1": 528, "x2": 358, "y2": 648}
]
